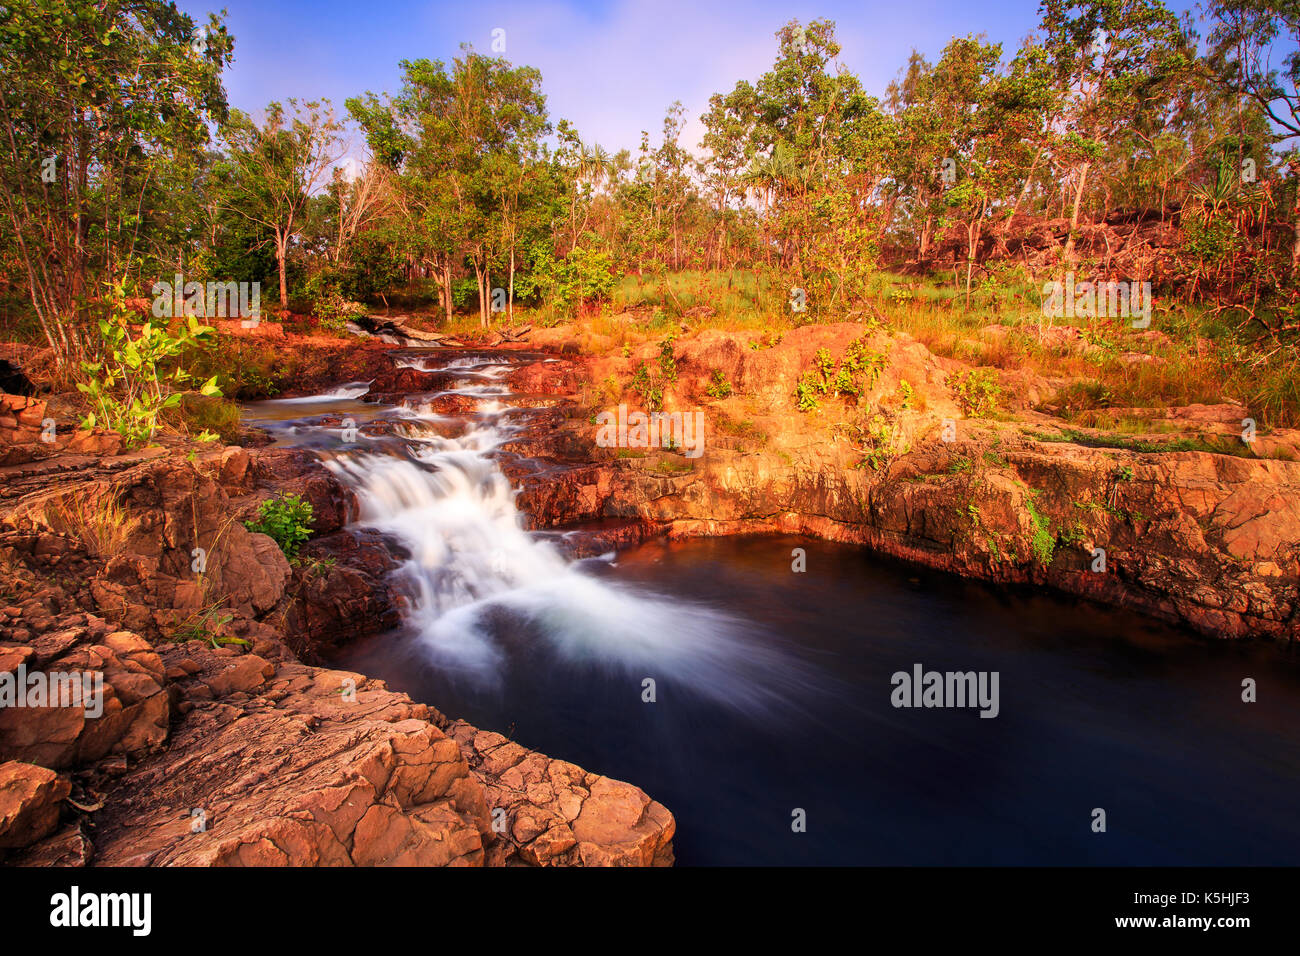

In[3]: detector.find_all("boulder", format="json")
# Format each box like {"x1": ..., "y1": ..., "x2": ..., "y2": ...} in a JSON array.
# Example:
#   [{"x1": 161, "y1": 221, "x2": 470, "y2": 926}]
[{"x1": 0, "y1": 761, "x2": 70, "y2": 850}]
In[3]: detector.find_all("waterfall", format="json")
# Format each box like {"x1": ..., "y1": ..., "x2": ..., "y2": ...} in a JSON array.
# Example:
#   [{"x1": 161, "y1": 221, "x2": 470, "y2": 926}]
[{"x1": 312, "y1": 353, "x2": 806, "y2": 712}]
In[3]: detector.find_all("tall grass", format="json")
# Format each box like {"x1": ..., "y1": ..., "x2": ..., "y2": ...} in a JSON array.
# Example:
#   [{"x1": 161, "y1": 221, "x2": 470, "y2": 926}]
[{"x1": 42, "y1": 488, "x2": 139, "y2": 560}]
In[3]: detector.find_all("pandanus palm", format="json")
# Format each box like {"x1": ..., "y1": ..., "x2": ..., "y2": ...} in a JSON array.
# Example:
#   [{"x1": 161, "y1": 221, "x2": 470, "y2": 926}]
[{"x1": 573, "y1": 141, "x2": 617, "y2": 239}]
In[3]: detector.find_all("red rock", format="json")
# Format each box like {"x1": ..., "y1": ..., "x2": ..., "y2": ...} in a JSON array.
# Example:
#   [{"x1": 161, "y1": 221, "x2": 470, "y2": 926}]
[{"x1": 0, "y1": 761, "x2": 70, "y2": 850}]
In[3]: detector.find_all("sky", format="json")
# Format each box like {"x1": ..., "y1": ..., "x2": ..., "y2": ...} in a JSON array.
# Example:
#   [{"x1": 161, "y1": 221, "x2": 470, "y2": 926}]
[{"x1": 177, "y1": 0, "x2": 1207, "y2": 158}]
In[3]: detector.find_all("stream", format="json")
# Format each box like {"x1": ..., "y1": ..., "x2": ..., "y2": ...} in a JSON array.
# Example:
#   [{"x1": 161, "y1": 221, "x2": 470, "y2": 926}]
[{"x1": 241, "y1": 348, "x2": 1300, "y2": 866}]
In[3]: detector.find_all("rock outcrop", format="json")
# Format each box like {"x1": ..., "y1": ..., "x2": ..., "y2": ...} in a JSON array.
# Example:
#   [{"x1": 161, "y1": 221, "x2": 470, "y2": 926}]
[
  {"x1": 0, "y1": 761, "x2": 70, "y2": 849},
  {"x1": 91, "y1": 642, "x2": 493, "y2": 866},
  {"x1": 3, "y1": 314, "x2": 1295, "y2": 866},
  {"x1": 509, "y1": 324, "x2": 1300, "y2": 642},
  {"x1": 445, "y1": 720, "x2": 674, "y2": 866}
]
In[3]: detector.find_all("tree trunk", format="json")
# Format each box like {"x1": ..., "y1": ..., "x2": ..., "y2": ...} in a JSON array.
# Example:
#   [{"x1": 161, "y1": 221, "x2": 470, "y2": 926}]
[
  {"x1": 1064, "y1": 161, "x2": 1090, "y2": 261},
  {"x1": 508, "y1": 245, "x2": 515, "y2": 322},
  {"x1": 442, "y1": 261, "x2": 453, "y2": 324},
  {"x1": 276, "y1": 231, "x2": 288, "y2": 309},
  {"x1": 1006, "y1": 147, "x2": 1043, "y2": 225},
  {"x1": 965, "y1": 221, "x2": 979, "y2": 306},
  {"x1": 1289, "y1": 161, "x2": 1300, "y2": 276}
]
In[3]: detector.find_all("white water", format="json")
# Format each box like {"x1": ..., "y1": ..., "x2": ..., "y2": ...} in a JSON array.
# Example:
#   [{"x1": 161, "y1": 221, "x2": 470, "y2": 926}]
[
  {"x1": 320, "y1": 357, "x2": 803, "y2": 712},
  {"x1": 272, "y1": 381, "x2": 373, "y2": 402}
]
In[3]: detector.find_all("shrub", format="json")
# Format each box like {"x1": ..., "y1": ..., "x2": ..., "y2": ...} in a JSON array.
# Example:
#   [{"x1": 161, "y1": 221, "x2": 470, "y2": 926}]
[
  {"x1": 795, "y1": 336, "x2": 888, "y2": 411},
  {"x1": 245, "y1": 493, "x2": 314, "y2": 559},
  {"x1": 630, "y1": 363, "x2": 664, "y2": 412},
  {"x1": 77, "y1": 279, "x2": 222, "y2": 447},
  {"x1": 706, "y1": 368, "x2": 733, "y2": 399},
  {"x1": 796, "y1": 373, "x2": 823, "y2": 411},
  {"x1": 521, "y1": 240, "x2": 618, "y2": 309},
  {"x1": 950, "y1": 368, "x2": 1003, "y2": 417},
  {"x1": 658, "y1": 334, "x2": 679, "y2": 382}
]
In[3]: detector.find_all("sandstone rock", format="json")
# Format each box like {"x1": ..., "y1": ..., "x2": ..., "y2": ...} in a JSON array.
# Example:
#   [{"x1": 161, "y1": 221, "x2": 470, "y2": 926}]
[
  {"x1": 0, "y1": 620, "x2": 168, "y2": 769},
  {"x1": 92, "y1": 647, "x2": 491, "y2": 867},
  {"x1": 446, "y1": 720, "x2": 675, "y2": 867},
  {"x1": 11, "y1": 822, "x2": 92, "y2": 865},
  {"x1": 0, "y1": 761, "x2": 70, "y2": 849}
]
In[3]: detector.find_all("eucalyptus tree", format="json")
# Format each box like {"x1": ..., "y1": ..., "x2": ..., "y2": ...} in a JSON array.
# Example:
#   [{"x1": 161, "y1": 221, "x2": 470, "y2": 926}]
[
  {"x1": 701, "y1": 83, "x2": 757, "y2": 268},
  {"x1": 707, "y1": 19, "x2": 890, "y2": 308},
  {"x1": 222, "y1": 100, "x2": 345, "y2": 310},
  {"x1": 920, "y1": 37, "x2": 1008, "y2": 301},
  {"x1": 349, "y1": 50, "x2": 549, "y2": 326},
  {"x1": 886, "y1": 51, "x2": 951, "y2": 259},
  {"x1": 1037, "y1": 0, "x2": 1189, "y2": 259},
  {"x1": 0, "y1": 0, "x2": 231, "y2": 365}
]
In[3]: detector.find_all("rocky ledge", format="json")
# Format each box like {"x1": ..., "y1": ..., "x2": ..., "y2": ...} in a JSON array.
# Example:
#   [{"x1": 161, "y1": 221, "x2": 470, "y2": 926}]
[
  {"x1": 0, "y1": 397, "x2": 675, "y2": 865},
  {"x1": 505, "y1": 323, "x2": 1300, "y2": 643}
]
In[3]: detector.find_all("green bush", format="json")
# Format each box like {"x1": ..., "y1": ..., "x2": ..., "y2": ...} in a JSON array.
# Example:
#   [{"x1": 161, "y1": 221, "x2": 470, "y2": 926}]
[
  {"x1": 795, "y1": 336, "x2": 887, "y2": 412},
  {"x1": 630, "y1": 363, "x2": 664, "y2": 412},
  {"x1": 950, "y1": 368, "x2": 1003, "y2": 417},
  {"x1": 706, "y1": 368, "x2": 733, "y2": 399},
  {"x1": 521, "y1": 240, "x2": 618, "y2": 309},
  {"x1": 77, "y1": 279, "x2": 222, "y2": 448},
  {"x1": 245, "y1": 493, "x2": 314, "y2": 559},
  {"x1": 658, "y1": 334, "x2": 678, "y2": 382}
]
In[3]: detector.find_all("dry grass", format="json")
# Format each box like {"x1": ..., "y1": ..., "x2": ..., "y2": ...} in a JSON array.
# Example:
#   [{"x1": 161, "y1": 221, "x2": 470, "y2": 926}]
[{"x1": 42, "y1": 486, "x2": 140, "y2": 560}]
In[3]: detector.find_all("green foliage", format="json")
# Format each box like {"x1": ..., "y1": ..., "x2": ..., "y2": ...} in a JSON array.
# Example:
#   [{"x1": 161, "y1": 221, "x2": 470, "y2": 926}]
[
  {"x1": 897, "y1": 379, "x2": 915, "y2": 409},
  {"x1": 795, "y1": 374, "x2": 822, "y2": 412},
  {"x1": 1025, "y1": 493, "x2": 1056, "y2": 567},
  {"x1": 950, "y1": 368, "x2": 1002, "y2": 417},
  {"x1": 0, "y1": 0, "x2": 232, "y2": 367},
  {"x1": 657, "y1": 333, "x2": 679, "y2": 382},
  {"x1": 173, "y1": 605, "x2": 249, "y2": 650},
  {"x1": 796, "y1": 336, "x2": 888, "y2": 411},
  {"x1": 630, "y1": 363, "x2": 664, "y2": 412},
  {"x1": 523, "y1": 241, "x2": 618, "y2": 310},
  {"x1": 860, "y1": 414, "x2": 901, "y2": 470},
  {"x1": 302, "y1": 271, "x2": 367, "y2": 333},
  {"x1": 76, "y1": 280, "x2": 222, "y2": 448},
  {"x1": 313, "y1": 290, "x2": 365, "y2": 333},
  {"x1": 245, "y1": 493, "x2": 314, "y2": 559},
  {"x1": 706, "y1": 368, "x2": 733, "y2": 398}
]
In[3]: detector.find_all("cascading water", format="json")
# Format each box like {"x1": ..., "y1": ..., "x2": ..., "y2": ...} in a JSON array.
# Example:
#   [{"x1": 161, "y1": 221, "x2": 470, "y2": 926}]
[
  {"x1": 240, "y1": 348, "x2": 1300, "y2": 865},
  {"x1": 308, "y1": 352, "x2": 807, "y2": 710}
]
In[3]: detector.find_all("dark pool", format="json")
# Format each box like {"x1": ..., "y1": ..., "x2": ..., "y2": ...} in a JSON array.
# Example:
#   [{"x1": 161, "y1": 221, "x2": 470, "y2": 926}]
[{"x1": 333, "y1": 534, "x2": 1300, "y2": 866}]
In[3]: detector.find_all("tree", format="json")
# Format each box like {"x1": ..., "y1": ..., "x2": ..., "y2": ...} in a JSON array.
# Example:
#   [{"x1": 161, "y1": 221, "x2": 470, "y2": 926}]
[
  {"x1": 348, "y1": 50, "x2": 551, "y2": 327},
  {"x1": 222, "y1": 100, "x2": 344, "y2": 310},
  {"x1": 1038, "y1": 0, "x2": 1188, "y2": 258},
  {"x1": 1208, "y1": 0, "x2": 1300, "y2": 269},
  {"x1": 0, "y1": 0, "x2": 231, "y2": 365}
]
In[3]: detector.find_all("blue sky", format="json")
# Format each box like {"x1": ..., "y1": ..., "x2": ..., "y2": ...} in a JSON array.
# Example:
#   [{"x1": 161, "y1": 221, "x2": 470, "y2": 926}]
[{"x1": 179, "y1": 0, "x2": 1205, "y2": 156}]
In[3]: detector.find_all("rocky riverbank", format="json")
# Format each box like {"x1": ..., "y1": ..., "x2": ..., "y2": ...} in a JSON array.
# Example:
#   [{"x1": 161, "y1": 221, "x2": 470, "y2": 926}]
[
  {"x1": 0, "y1": 372, "x2": 675, "y2": 866},
  {"x1": 1, "y1": 319, "x2": 1297, "y2": 865}
]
